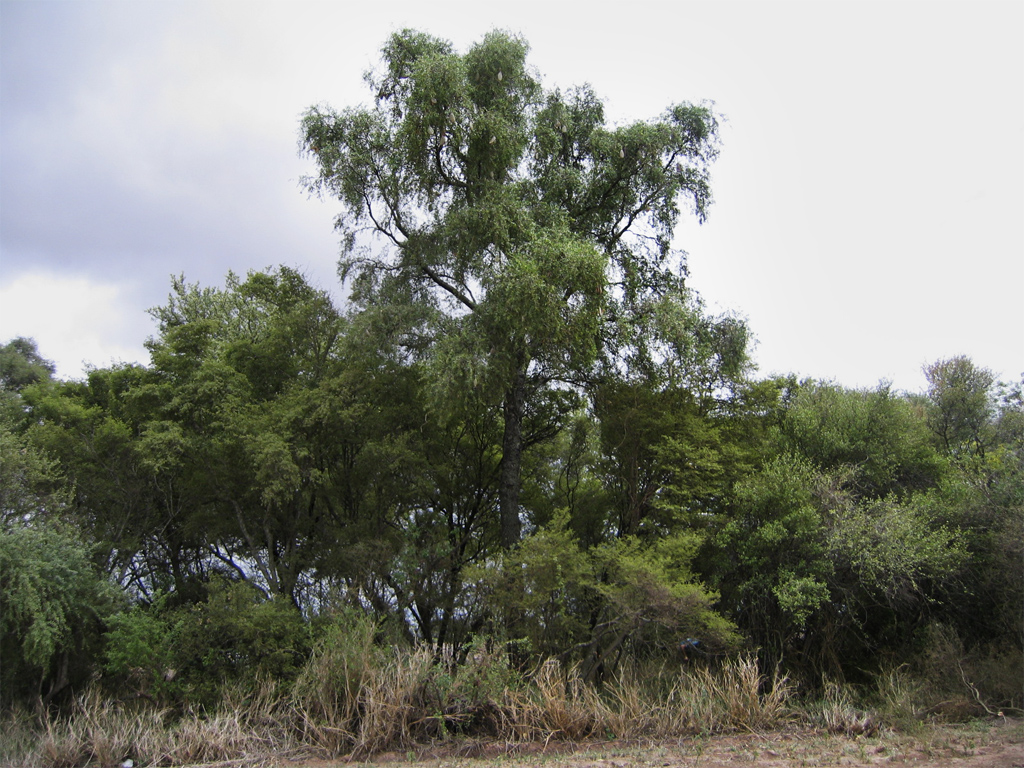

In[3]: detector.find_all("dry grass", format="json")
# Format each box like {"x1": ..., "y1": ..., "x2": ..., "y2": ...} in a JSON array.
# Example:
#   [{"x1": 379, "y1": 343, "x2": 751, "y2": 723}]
[
  {"x1": 8, "y1": 617, "x2": 1018, "y2": 767},
  {"x1": 805, "y1": 681, "x2": 879, "y2": 736},
  {"x1": 350, "y1": 646, "x2": 435, "y2": 756},
  {"x1": 486, "y1": 654, "x2": 795, "y2": 744},
  {"x1": 7, "y1": 682, "x2": 302, "y2": 768},
  {"x1": 659, "y1": 655, "x2": 794, "y2": 735},
  {"x1": 3, "y1": 650, "x2": 802, "y2": 767}
]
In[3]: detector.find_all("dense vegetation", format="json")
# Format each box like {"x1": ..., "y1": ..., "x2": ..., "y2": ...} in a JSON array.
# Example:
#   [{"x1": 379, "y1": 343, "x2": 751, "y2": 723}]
[{"x1": 1, "y1": 28, "x2": 1020, "y2": 765}]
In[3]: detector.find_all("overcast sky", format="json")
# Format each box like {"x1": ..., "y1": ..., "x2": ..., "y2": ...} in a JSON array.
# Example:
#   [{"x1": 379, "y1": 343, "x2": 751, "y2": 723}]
[{"x1": 1, "y1": 1, "x2": 1021, "y2": 392}]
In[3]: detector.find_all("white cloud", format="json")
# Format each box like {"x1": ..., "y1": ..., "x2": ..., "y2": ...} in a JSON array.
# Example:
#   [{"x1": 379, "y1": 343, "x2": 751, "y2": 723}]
[{"x1": 0, "y1": 271, "x2": 153, "y2": 380}]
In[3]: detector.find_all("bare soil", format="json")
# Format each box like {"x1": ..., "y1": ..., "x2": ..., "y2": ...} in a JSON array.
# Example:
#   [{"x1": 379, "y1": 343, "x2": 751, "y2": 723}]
[{"x1": 280, "y1": 718, "x2": 1022, "y2": 768}]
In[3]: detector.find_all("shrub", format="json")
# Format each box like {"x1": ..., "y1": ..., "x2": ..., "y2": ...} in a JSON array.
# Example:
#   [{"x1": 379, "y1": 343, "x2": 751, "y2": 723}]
[
  {"x1": 0, "y1": 523, "x2": 115, "y2": 706},
  {"x1": 103, "y1": 577, "x2": 311, "y2": 709},
  {"x1": 103, "y1": 593, "x2": 180, "y2": 704}
]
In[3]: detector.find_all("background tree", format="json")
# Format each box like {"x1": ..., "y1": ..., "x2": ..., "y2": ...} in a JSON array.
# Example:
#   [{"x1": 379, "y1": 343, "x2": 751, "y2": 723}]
[
  {"x1": 921, "y1": 363, "x2": 1023, "y2": 662},
  {"x1": 25, "y1": 364, "x2": 201, "y2": 597},
  {"x1": 470, "y1": 513, "x2": 739, "y2": 681},
  {"x1": 1, "y1": 523, "x2": 116, "y2": 707},
  {"x1": 0, "y1": 415, "x2": 69, "y2": 529},
  {"x1": 1, "y1": 337, "x2": 57, "y2": 429},
  {"x1": 0, "y1": 337, "x2": 55, "y2": 393},
  {"x1": 142, "y1": 267, "x2": 355, "y2": 604},
  {"x1": 592, "y1": 295, "x2": 752, "y2": 540},
  {"x1": 777, "y1": 381, "x2": 943, "y2": 498},
  {"x1": 924, "y1": 356, "x2": 996, "y2": 459}
]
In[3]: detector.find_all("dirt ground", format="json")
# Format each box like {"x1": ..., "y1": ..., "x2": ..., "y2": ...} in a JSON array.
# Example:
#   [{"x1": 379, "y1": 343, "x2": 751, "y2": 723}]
[{"x1": 278, "y1": 717, "x2": 1022, "y2": 768}]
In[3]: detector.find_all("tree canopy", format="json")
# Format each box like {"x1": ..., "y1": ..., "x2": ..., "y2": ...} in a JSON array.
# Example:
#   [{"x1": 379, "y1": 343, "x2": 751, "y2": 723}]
[{"x1": 300, "y1": 28, "x2": 724, "y2": 547}]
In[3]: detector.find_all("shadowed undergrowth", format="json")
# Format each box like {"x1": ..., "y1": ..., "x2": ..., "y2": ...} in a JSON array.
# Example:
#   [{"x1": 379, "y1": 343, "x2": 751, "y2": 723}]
[{"x1": 4, "y1": 624, "x2": 1018, "y2": 767}]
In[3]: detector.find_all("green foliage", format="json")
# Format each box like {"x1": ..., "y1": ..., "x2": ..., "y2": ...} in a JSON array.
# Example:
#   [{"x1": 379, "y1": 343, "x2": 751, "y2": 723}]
[
  {"x1": 301, "y1": 28, "x2": 722, "y2": 547},
  {"x1": 439, "y1": 635, "x2": 521, "y2": 725},
  {"x1": 139, "y1": 267, "x2": 361, "y2": 602},
  {"x1": 778, "y1": 381, "x2": 943, "y2": 497},
  {"x1": 469, "y1": 514, "x2": 594, "y2": 659},
  {"x1": 0, "y1": 337, "x2": 55, "y2": 392},
  {"x1": 719, "y1": 453, "x2": 832, "y2": 643},
  {"x1": 0, "y1": 417, "x2": 70, "y2": 528},
  {"x1": 471, "y1": 514, "x2": 738, "y2": 678},
  {"x1": 590, "y1": 532, "x2": 742, "y2": 657},
  {"x1": 102, "y1": 594, "x2": 180, "y2": 702},
  {"x1": 595, "y1": 380, "x2": 728, "y2": 537},
  {"x1": 712, "y1": 386, "x2": 979, "y2": 681},
  {"x1": 827, "y1": 493, "x2": 966, "y2": 608},
  {"x1": 0, "y1": 522, "x2": 115, "y2": 705},
  {"x1": 172, "y1": 580, "x2": 311, "y2": 701},
  {"x1": 921, "y1": 442, "x2": 1023, "y2": 649},
  {"x1": 104, "y1": 578, "x2": 311, "y2": 708},
  {"x1": 519, "y1": 410, "x2": 610, "y2": 546},
  {"x1": 0, "y1": 410, "x2": 115, "y2": 705},
  {"x1": 924, "y1": 356, "x2": 996, "y2": 458}
]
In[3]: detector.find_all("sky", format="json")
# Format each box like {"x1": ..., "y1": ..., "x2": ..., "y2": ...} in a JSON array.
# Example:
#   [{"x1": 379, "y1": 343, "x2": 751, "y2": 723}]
[{"x1": 1, "y1": 1, "x2": 1021, "y2": 393}]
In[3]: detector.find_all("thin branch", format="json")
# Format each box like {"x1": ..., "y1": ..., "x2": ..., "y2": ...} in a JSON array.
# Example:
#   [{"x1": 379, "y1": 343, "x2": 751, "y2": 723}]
[{"x1": 419, "y1": 263, "x2": 477, "y2": 311}]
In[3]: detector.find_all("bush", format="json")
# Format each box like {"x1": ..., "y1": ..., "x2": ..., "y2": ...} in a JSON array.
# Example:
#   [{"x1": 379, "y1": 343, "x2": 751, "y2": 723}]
[
  {"x1": 0, "y1": 523, "x2": 115, "y2": 707},
  {"x1": 102, "y1": 593, "x2": 180, "y2": 704},
  {"x1": 103, "y1": 578, "x2": 311, "y2": 709}
]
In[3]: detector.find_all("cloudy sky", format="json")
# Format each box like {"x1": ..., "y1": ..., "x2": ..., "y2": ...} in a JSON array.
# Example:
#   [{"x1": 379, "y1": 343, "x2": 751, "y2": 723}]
[{"x1": 1, "y1": 1, "x2": 1021, "y2": 392}]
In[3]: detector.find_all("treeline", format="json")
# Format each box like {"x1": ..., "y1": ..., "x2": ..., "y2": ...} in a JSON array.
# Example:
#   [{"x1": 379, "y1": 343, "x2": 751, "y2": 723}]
[
  {"x1": 1, "y1": 268, "x2": 1020, "y2": 716},
  {"x1": 2, "y1": 28, "x2": 1021, "y2": 743}
]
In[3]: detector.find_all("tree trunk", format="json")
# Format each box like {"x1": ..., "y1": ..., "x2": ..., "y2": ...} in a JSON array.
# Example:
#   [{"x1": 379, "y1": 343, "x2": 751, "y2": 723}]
[{"x1": 499, "y1": 363, "x2": 527, "y2": 548}]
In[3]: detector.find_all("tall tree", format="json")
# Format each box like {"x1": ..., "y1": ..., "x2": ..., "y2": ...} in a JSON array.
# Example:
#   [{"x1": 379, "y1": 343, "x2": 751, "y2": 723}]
[
  {"x1": 300, "y1": 29, "x2": 720, "y2": 547},
  {"x1": 143, "y1": 267, "x2": 354, "y2": 604},
  {"x1": 25, "y1": 364, "x2": 187, "y2": 592}
]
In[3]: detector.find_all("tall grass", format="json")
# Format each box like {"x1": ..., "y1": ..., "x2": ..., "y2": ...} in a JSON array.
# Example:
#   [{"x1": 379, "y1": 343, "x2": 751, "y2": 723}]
[
  {"x1": 6, "y1": 646, "x2": 799, "y2": 767},
  {"x1": 803, "y1": 681, "x2": 878, "y2": 736},
  {"x1": 512, "y1": 655, "x2": 794, "y2": 742},
  {"x1": 6, "y1": 683, "x2": 301, "y2": 768},
  {"x1": 667, "y1": 655, "x2": 794, "y2": 733}
]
